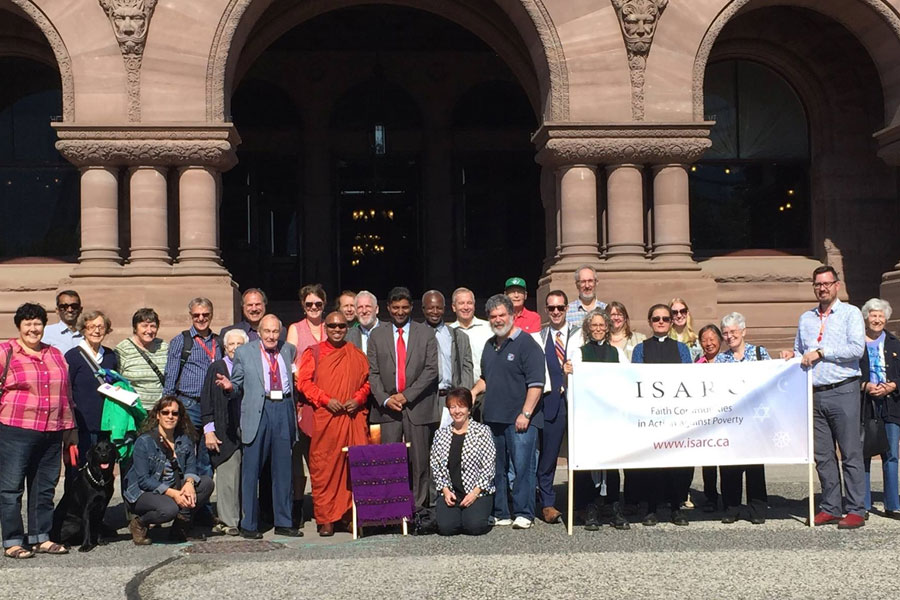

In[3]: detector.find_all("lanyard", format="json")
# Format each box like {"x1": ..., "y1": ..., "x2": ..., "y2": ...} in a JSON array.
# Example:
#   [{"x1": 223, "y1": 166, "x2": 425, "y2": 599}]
[
  {"x1": 195, "y1": 336, "x2": 217, "y2": 361},
  {"x1": 260, "y1": 345, "x2": 281, "y2": 388},
  {"x1": 816, "y1": 310, "x2": 831, "y2": 344}
]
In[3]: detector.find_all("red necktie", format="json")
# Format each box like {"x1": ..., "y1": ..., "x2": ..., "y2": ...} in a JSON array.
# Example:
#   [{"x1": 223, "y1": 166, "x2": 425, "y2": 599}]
[{"x1": 396, "y1": 328, "x2": 407, "y2": 392}]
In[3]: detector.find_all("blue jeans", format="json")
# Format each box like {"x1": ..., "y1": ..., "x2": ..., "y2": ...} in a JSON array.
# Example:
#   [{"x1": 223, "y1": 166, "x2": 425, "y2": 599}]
[
  {"x1": 864, "y1": 420, "x2": 900, "y2": 512},
  {"x1": 181, "y1": 396, "x2": 212, "y2": 478},
  {"x1": 489, "y1": 422, "x2": 538, "y2": 521},
  {"x1": 0, "y1": 423, "x2": 63, "y2": 548}
]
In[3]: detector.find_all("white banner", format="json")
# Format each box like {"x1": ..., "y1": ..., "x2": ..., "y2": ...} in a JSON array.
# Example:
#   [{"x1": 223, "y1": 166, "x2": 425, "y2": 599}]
[{"x1": 568, "y1": 359, "x2": 812, "y2": 470}]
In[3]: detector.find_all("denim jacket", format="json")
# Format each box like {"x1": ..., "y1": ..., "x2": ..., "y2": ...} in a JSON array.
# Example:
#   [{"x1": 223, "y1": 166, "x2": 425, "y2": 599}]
[{"x1": 123, "y1": 431, "x2": 199, "y2": 504}]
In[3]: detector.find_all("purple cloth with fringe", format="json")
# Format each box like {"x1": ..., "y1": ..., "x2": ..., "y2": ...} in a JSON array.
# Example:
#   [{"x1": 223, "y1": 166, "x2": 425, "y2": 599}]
[{"x1": 347, "y1": 442, "x2": 414, "y2": 526}]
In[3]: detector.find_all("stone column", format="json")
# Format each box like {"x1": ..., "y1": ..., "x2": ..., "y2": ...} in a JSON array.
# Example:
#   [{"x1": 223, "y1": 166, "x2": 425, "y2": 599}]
[
  {"x1": 423, "y1": 128, "x2": 454, "y2": 287},
  {"x1": 125, "y1": 166, "x2": 171, "y2": 274},
  {"x1": 540, "y1": 166, "x2": 559, "y2": 274},
  {"x1": 605, "y1": 164, "x2": 646, "y2": 264},
  {"x1": 877, "y1": 125, "x2": 900, "y2": 331},
  {"x1": 73, "y1": 166, "x2": 122, "y2": 275},
  {"x1": 174, "y1": 166, "x2": 227, "y2": 275},
  {"x1": 555, "y1": 165, "x2": 601, "y2": 265},
  {"x1": 651, "y1": 164, "x2": 694, "y2": 265}
]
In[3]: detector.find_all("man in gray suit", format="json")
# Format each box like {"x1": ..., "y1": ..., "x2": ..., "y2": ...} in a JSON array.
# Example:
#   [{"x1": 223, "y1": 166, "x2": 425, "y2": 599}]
[
  {"x1": 346, "y1": 290, "x2": 381, "y2": 354},
  {"x1": 423, "y1": 290, "x2": 474, "y2": 427},
  {"x1": 367, "y1": 286, "x2": 439, "y2": 510},
  {"x1": 215, "y1": 314, "x2": 302, "y2": 539}
]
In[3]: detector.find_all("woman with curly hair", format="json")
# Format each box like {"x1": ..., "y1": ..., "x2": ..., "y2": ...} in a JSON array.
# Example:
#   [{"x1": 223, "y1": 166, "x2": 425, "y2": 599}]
[{"x1": 122, "y1": 396, "x2": 214, "y2": 545}]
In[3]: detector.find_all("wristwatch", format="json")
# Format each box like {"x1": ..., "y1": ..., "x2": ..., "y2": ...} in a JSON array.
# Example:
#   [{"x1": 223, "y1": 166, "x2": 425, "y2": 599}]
[
  {"x1": 521, "y1": 410, "x2": 532, "y2": 419},
  {"x1": 816, "y1": 349, "x2": 824, "y2": 360}
]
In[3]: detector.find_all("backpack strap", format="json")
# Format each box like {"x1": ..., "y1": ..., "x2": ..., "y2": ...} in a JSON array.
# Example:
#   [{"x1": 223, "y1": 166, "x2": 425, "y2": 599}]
[
  {"x1": 756, "y1": 345, "x2": 762, "y2": 361},
  {"x1": 173, "y1": 330, "x2": 194, "y2": 393},
  {"x1": 0, "y1": 347, "x2": 12, "y2": 400}
]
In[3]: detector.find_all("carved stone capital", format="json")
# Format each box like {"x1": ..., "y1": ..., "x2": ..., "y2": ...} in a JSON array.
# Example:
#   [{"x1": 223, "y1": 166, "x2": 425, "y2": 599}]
[
  {"x1": 533, "y1": 123, "x2": 713, "y2": 167},
  {"x1": 52, "y1": 124, "x2": 241, "y2": 170}
]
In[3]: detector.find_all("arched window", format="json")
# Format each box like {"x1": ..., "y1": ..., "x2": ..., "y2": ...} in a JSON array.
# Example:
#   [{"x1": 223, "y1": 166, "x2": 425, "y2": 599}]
[
  {"x1": 690, "y1": 59, "x2": 810, "y2": 255},
  {"x1": 0, "y1": 57, "x2": 78, "y2": 259}
]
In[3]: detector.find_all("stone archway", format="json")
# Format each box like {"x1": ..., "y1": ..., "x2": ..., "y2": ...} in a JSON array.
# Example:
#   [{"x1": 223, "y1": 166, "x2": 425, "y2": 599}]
[
  {"x1": 692, "y1": 0, "x2": 900, "y2": 126},
  {"x1": 3, "y1": 0, "x2": 74, "y2": 121},
  {"x1": 205, "y1": 0, "x2": 568, "y2": 123}
]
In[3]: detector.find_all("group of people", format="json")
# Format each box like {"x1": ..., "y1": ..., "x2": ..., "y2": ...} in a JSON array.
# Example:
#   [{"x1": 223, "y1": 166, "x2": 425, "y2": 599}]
[{"x1": 0, "y1": 264, "x2": 896, "y2": 556}]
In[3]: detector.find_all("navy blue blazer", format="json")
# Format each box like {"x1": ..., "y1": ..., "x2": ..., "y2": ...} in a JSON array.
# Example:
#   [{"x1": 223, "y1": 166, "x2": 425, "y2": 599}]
[{"x1": 65, "y1": 345, "x2": 117, "y2": 433}]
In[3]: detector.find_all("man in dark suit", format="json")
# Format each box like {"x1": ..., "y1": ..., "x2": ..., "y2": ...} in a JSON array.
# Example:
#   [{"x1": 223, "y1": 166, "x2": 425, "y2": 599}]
[
  {"x1": 367, "y1": 286, "x2": 439, "y2": 510},
  {"x1": 215, "y1": 314, "x2": 302, "y2": 539},
  {"x1": 531, "y1": 290, "x2": 580, "y2": 525},
  {"x1": 422, "y1": 290, "x2": 474, "y2": 427}
]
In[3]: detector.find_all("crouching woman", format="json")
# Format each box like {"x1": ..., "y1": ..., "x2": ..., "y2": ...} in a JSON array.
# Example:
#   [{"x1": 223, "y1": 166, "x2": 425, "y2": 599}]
[
  {"x1": 430, "y1": 388, "x2": 496, "y2": 535},
  {"x1": 123, "y1": 396, "x2": 214, "y2": 544}
]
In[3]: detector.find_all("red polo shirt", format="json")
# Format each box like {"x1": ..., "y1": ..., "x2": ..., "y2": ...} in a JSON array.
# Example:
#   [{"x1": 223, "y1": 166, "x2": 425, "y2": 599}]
[{"x1": 514, "y1": 307, "x2": 542, "y2": 334}]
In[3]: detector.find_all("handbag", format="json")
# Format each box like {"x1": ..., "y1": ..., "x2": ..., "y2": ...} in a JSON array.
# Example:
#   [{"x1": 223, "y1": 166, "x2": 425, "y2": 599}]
[
  {"x1": 128, "y1": 339, "x2": 166, "y2": 386},
  {"x1": 862, "y1": 394, "x2": 889, "y2": 458}
]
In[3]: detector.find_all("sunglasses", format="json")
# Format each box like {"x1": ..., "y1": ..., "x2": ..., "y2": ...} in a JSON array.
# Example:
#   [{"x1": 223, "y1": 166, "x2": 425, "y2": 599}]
[
  {"x1": 326, "y1": 323, "x2": 348, "y2": 329},
  {"x1": 191, "y1": 312, "x2": 211, "y2": 319},
  {"x1": 57, "y1": 303, "x2": 81, "y2": 311},
  {"x1": 651, "y1": 316, "x2": 672, "y2": 323},
  {"x1": 159, "y1": 410, "x2": 180, "y2": 417},
  {"x1": 672, "y1": 308, "x2": 688, "y2": 316},
  {"x1": 305, "y1": 301, "x2": 324, "y2": 309},
  {"x1": 546, "y1": 305, "x2": 566, "y2": 312}
]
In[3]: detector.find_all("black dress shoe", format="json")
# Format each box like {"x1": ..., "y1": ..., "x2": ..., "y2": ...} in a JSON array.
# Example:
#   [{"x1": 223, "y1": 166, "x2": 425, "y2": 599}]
[
  {"x1": 584, "y1": 504, "x2": 600, "y2": 531},
  {"x1": 884, "y1": 510, "x2": 900, "y2": 520},
  {"x1": 671, "y1": 509, "x2": 689, "y2": 526},
  {"x1": 273, "y1": 526, "x2": 303, "y2": 537},
  {"x1": 240, "y1": 529, "x2": 263, "y2": 540},
  {"x1": 642, "y1": 512, "x2": 658, "y2": 526},
  {"x1": 611, "y1": 504, "x2": 631, "y2": 530},
  {"x1": 721, "y1": 510, "x2": 739, "y2": 524},
  {"x1": 749, "y1": 516, "x2": 766, "y2": 525}
]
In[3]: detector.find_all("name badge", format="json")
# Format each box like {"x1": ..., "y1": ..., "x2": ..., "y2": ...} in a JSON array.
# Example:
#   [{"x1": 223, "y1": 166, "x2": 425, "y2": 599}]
[{"x1": 269, "y1": 390, "x2": 284, "y2": 400}]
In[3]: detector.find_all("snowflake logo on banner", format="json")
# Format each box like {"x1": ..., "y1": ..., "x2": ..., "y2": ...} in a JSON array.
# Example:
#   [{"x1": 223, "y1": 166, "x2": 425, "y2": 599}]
[
  {"x1": 772, "y1": 431, "x2": 790, "y2": 448},
  {"x1": 754, "y1": 405, "x2": 771, "y2": 421}
]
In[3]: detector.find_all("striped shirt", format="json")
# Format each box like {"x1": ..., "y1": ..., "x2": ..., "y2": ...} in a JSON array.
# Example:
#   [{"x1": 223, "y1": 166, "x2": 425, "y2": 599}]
[
  {"x1": 115, "y1": 337, "x2": 169, "y2": 410},
  {"x1": 793, "y1": 299, "x2": 865, "y2": 387},
  {"x1": 163, "y1": 327, "x2": 222, "y2": 399},
  {"x1": 0, "y1": 340, "x2": 75, "y2": 431}
]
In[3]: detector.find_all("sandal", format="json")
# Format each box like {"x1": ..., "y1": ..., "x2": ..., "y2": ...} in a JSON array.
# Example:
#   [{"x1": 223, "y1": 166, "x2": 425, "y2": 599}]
[
  {"x1": 4, "y1": 546, "x2": 34, "y2": 559},
  {"x1": 33, "y1": 541, "x2": 68, "y2": 555}
]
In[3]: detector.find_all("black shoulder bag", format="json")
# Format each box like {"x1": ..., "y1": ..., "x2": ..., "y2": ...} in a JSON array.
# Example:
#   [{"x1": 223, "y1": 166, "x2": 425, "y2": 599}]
[{"x1": 128, "y1": 339, "x2": 166, "y2": 386}]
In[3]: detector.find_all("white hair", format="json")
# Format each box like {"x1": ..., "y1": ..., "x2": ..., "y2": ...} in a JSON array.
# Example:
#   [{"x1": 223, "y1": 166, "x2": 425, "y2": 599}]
[
  {"x1": 574, "y1": 265, "x2": 597, "y2": 282},
  {"x1": 862, "y1": 298, "x2": 893, "y2": 321},
  {"x1": 355, "y1": 290, "x2": 377, "y2": 307},
  {"x1": 223, "y1": 328, "x2": 250, "y2": 345},
  {"x1": 720, "y1": 312, "x2": 746, "y2": 331}
]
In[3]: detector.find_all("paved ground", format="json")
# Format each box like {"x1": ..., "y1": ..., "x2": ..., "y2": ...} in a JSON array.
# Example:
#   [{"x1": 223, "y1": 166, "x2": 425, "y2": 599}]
[{"x1": 3, "y1": 464, "x2": 897, "y2": 599}]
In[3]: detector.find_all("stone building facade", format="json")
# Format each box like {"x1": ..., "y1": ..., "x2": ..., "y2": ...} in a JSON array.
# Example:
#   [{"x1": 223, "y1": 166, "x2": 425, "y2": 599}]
[{"x1": 1, "y1": 0, "x2": 900, "y2": 345}]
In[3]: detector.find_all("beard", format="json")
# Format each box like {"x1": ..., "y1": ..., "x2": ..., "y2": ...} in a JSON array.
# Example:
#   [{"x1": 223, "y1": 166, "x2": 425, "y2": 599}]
[
  {"x1": 358, "y1": 313, "x2": 377, "y2": 328},
  {"x1": 491, "y1": 319, "x2": 514, "y2": 337}
]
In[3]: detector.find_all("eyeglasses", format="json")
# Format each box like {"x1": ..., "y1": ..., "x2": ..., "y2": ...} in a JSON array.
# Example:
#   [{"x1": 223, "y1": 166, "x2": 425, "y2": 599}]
[
  {"x1": 325, "y1": 323, "x2": 348, "y2": 329},
  {"x1": 191, "y1": 312, "x2": 211, "y2": 319},
  {"x1": 546, "y1": 305, "x2": 566, "y2": 312},
  {"x1": 305, "y1": 301, "x2": 324, "y2": 309},
  {"x1": 159, "y1": 410, "x2": 179, "y2": 417},
  {"x1": 576, "y1": 279, "x2": 596, "y2": 285},
  {"x1": 812, "y1": 281, "x2": 838, "y2": 289},
  {"x1": 57, "y1": 303, "x2": 81, "y2": 311},
  {"x1": 651, "y1": 316, "x2": 672, "y2": 323},
  {"x1": 589, "y1": 323, "x2": 608, "y2": 329},
  {"x1": 84, "y1": 324, "x2": 106, "y2": 332},
  {"x1": 672, "y1": 308, "x2": 688, "y2": 316}
]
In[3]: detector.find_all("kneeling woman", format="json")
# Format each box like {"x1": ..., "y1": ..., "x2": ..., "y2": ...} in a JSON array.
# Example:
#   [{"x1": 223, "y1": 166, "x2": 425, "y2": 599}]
[
  {"x1": 430, "y1": 388, "x2": 496, "y2": 535},
  {"x1": 123, "y1": 397, "x2": 214, "y2": 544}
]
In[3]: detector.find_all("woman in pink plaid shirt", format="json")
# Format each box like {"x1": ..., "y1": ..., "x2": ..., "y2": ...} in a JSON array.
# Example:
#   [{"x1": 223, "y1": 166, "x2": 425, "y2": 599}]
[{"x1": 0, "y1": 303, "x2": 76, "y2": 559}]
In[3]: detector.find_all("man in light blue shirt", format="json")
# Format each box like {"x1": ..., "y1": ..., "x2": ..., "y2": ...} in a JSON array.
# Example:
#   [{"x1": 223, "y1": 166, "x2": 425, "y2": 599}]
[
  {"x1": 41, "y1": 289, "x2": 84, "y2": 353},
  {"x1": 789, "y1": 265, "x2": 866, "y2": 529},
  {"x1": 423, "y1": 290, "x2": 474, "y2": 427}
]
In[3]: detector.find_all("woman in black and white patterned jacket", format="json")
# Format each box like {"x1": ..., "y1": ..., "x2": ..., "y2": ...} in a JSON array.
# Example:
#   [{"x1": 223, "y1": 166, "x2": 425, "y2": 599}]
[{"x1": 430, "y1": 387, "x2": 496, "y2": 535}]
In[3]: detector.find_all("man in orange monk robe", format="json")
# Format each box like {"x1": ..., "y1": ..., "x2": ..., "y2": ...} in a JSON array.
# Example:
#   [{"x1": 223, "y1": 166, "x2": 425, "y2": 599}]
[{"x1": 296, "y1": 311, "x2": 370, "y2": 536}]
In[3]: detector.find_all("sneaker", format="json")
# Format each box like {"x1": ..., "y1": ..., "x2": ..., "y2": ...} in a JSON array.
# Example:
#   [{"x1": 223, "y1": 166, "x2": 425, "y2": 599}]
[
  {"x1": 837, "y1": 514, "x2": 865, "y2": 529},
  {"x1": 811, "y1": 511, "x2": 841, "y2": 526},
  {"x1": 489, "y1": 516, "x2": 513, "y2": 526},
  {"x1": 511, "y1": 516, "x2": 533, "y2": 529}
]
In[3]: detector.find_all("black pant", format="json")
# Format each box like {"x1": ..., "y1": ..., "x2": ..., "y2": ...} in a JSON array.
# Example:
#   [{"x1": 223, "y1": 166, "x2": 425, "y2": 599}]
[
  {"x1": 720, "y1": 464, "x2": 767, "y2": 517},
  {"x1": 703, "y1": 466, "x2": 719, "y2": 505},
  {"x1": 574, "y1": 470, "x2": 620, "y2": 508},
  {"x1": 132, "y1": 475, "x2": 214, "y2": 525},
  {"x1": 645, "y1": 467, "x2": 693, "y2": 513},
  {"x1": 435, "y1": 493, "x2": 493, "y2": 535}
]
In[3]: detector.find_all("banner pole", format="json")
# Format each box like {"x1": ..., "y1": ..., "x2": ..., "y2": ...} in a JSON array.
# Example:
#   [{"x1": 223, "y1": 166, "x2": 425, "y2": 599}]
[
  {"x1": 568, "y1": 467, "x2": 574, "y2": 536},
  {"x1": 807, "y1": 367, "x2": 815, "y2": 528},
  {"x1": 567, "y1": 372, "x2": 574, "y2": 536}
]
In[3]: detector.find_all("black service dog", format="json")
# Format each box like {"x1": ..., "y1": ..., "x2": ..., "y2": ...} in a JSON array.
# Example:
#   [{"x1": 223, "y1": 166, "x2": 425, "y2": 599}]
[{"x1": 51, "y1": 438, "x2": 118, "y2": 552}]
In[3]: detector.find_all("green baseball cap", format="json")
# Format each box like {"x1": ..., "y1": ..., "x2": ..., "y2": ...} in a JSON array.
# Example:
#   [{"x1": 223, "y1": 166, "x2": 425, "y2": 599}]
[{"x1": 504, "y1": 277, "x2": 527, "y2": 290}]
